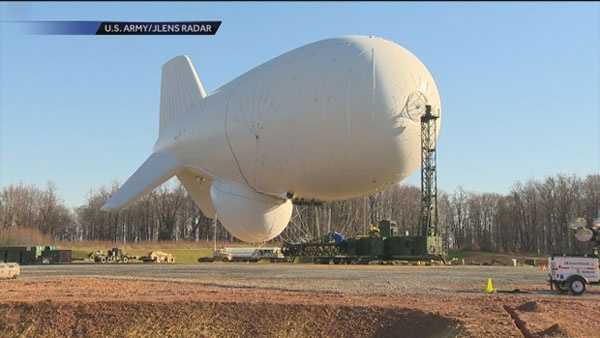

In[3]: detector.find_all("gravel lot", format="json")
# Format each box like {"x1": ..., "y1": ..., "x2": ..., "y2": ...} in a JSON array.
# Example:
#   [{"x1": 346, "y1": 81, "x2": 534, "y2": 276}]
[
  {"x1": 3, "y1": 263, "x2": 600, "y2": 337},
  {"x1": 19, "y1": 263, "x2": 562, "y2": 296}
]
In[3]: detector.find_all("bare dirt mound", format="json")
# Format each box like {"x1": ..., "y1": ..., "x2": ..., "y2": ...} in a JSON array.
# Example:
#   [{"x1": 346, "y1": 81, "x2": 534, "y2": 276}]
[
  {"x1": 0, "y1": 301, "x2": 462, "y2": 338},
  {"x1": 516, "y1": 301, "x2": 542, "y2": 312},
  {"x1": 537, "y1": 323, "x2": 570, "y2": 338}
]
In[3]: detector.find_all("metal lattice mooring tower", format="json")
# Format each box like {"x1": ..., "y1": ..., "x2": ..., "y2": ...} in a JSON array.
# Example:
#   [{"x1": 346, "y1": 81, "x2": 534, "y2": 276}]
[{"x1": 420, "y1": 105, "x2": 439, "y2": 237}]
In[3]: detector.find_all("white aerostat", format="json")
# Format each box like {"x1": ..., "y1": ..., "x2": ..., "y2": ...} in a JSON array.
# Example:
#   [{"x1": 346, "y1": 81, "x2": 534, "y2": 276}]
[{"x1": 102, "y1": 36, "x2": 442, "y2": 243}]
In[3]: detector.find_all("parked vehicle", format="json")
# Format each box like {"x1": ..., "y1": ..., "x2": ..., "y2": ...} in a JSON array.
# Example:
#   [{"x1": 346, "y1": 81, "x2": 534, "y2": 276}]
[
  {"x1": 211, "y1": 247, "x2": 284, "y2": 262},
  {"x1": 89, "y1": 248, "x2": 133, "y2": 264}
]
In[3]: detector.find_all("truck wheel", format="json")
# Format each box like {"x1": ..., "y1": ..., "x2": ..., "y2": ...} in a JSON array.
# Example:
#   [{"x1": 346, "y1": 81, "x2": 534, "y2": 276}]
[
  {"x1": 122, "y1": 257, "x2": 128, "y2": 264},
  {"x1": 568, "y1": 277, "x2": 586, "y2": 296}
]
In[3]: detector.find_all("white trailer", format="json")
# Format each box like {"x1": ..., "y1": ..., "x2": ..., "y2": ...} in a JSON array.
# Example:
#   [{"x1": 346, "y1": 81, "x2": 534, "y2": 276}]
[
  {"x1": 214, "y1": 247, "x2": 284, "y2": 262},
  {"x1": 548, "y1": 255, "x2": 600, "y2": 295}
]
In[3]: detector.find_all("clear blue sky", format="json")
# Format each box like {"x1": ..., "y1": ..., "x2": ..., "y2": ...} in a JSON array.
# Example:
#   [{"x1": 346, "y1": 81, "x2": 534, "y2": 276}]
[{"x1": 1, "y1": 2, "x2": 599, "y2": 207}]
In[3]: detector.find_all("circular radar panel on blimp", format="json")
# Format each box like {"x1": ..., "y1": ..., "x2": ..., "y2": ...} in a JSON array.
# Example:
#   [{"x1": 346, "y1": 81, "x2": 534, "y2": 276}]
[{"x1": 401, "y1": 91, "x2": 428, "y2": 122}]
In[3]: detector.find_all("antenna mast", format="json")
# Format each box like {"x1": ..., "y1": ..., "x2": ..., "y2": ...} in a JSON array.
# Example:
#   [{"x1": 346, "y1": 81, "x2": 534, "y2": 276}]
[{"x1": 420, "y1": 105, "x2": 439, "y2": 237}]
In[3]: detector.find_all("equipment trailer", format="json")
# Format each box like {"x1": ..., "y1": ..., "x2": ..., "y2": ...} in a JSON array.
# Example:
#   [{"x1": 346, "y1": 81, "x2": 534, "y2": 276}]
[
  {"x1": 548, "y1": 216, "x2": 600, "y2": 295},
  {"x1": 548, "y1": 255, "x2": 600, "y2": 295},
  {"x1": 282, "y1": 228, "x2": 446, "y2": 264}
]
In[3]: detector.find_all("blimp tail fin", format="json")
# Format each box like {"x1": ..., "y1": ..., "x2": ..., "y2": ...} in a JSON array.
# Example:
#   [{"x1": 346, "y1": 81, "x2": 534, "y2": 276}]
[
  {"x1": 102, "y1": 152, "x2": 178, "y2": 210},
  {"x1": 159, "y1": 55, "x2": 207, "y2": 138}
]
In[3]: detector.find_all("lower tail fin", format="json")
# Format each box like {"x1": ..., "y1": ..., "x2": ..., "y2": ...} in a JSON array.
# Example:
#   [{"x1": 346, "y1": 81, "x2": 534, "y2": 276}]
[
  {"x1": 102, "y1": 55, "x2": 206, "y2": 210},
  {"x1": 102, "y1": 152, "x2": 178, "y2": 210},
  {"x1": 159, "y1": 55, "x2": 206, "y2": 138}
]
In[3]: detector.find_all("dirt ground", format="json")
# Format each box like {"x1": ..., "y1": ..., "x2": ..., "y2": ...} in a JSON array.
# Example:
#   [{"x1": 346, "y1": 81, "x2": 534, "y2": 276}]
[{"x1": 1, "y1": 264, "x2": 600, "y2": 338}]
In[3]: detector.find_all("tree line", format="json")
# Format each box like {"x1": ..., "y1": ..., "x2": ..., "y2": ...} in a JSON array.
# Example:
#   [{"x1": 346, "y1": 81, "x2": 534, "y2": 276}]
[{"x1": 0, "y1": 173, "x2": 598, "y2": 254}]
